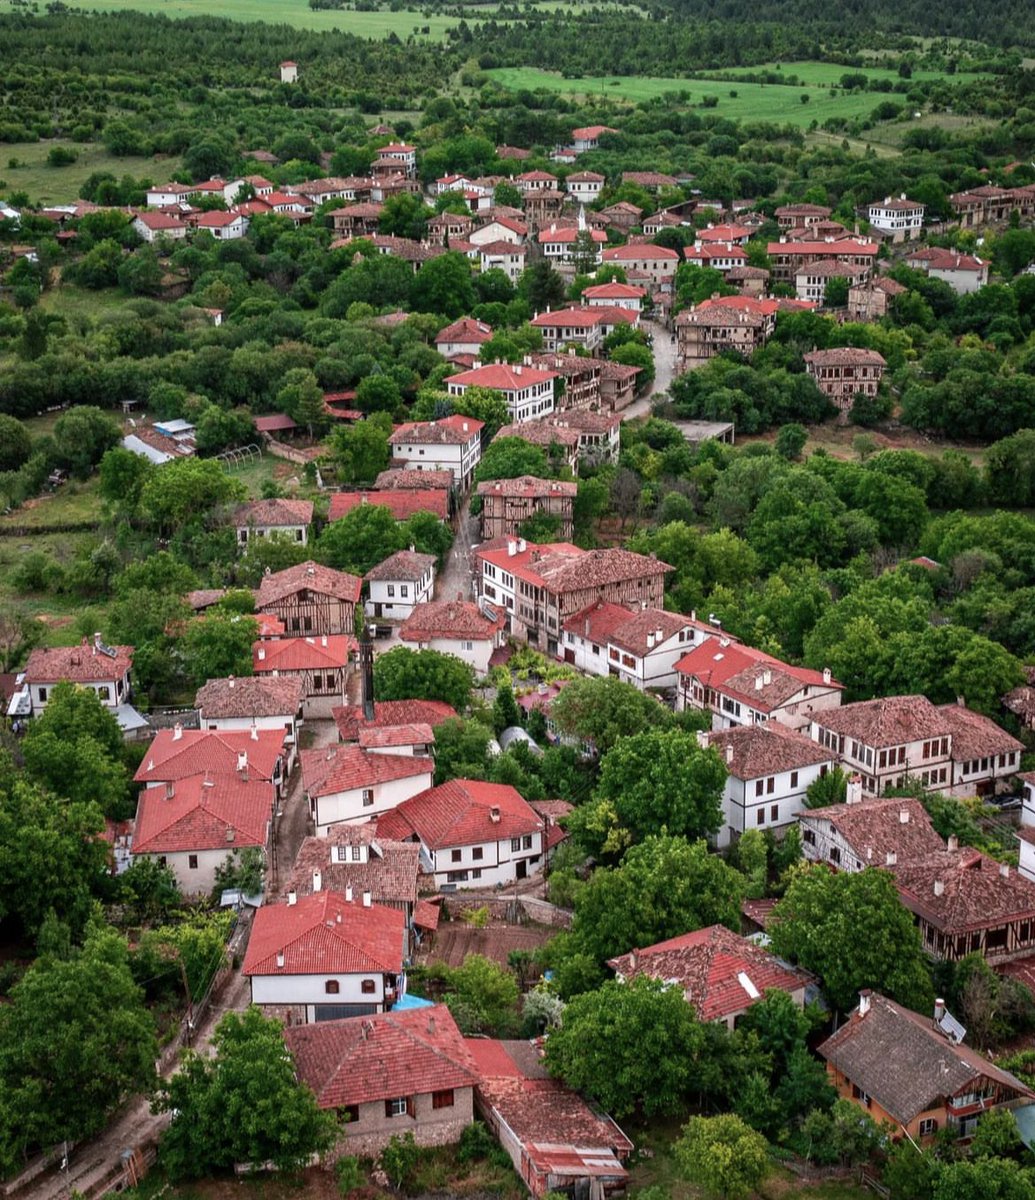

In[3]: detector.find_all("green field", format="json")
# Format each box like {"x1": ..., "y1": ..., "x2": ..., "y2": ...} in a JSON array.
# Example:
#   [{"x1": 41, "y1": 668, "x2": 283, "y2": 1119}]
[
  {"x1": 486, "y1": 63, "x2": 985, "y2": 130},
  {"x1": 717, "y1": 59, "x2": 987, "y2": 86},
  {"x1": 6, "y1": 0, "x2": 613, "y2": 37},
  {"x1": 1, "y1": 141, "x2": 183, "y2": 208}
]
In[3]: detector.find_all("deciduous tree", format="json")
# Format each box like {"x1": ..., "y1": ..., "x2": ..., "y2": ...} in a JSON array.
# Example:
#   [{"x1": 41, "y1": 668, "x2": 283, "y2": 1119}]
[{"x1": 373, "y1": 646, "x2": 474, "y2": 712}]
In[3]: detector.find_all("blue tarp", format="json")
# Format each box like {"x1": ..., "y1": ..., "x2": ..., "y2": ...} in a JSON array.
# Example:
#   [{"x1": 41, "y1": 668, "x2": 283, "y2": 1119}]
[{"x1": 393, "y1": 993, "x2": 434, "y2": 1011}]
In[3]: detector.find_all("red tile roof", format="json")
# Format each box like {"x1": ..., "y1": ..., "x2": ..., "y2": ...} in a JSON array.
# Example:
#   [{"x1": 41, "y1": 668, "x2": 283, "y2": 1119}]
[
  {"x1": 135, "y1": 728, "x2": 286, "y2": 783},
  {"x1": 582, "y1": 281, "x2": 647, "y2": 301},
  {"x1": 364, "y1": 549, "x2": 437, "y2": 583},
  {"x1": 253, "y1": 413, "x2": 298, "y2": 433},
  {"x1": 768, "y1": 238, "x2": 878, "y2": 256},
  {"x1": 357, "y1": 723, "x2": 434, "y2": 750},
  {"x1": 255, "y1": 561, "x2": 361, "y2": 607},
  {"x1": 413, "y1": 897, "x2": 443, "y2": 930},
  {"x1": 284, "y1": 830, "x2": 420, "y2": 909},
  {"x1": 328, "y1": 489, "x2": 450, "y2": 522},
  {"x1": 284, "y1": 1005, "x2": 474, "y2": 1108},
  {"x1": 609, "y1": 925, "x2": 808, "y2": 1021},
  {"x1": 253, "y1": 635, "x2": 354, "y2": 673},
  {"x1": 572, "y1": 125, "x2": 617, "y2": 140},
  {"x1": 301, "y1": 743, "x2": 432, "y2": 799},
  {"x1": 333, "y1": 699, "x2": 459, "y2": 742},
  {"x1": 894, "y1": 848, "x2": 1035, "y2": 935},
  {"x1": 389, "y1": 415, "x2": 483, "y2": 446},
  {"x1": 233, "y1": 498, "x2": 314, "y2": 527},
  {"x1": 800, "y1": 797, "x2": 945, "y2": 868},
  {"x1": 706, "y1": 720, "x2": 833, "y2": 780},
  {"x1": 477, "y1": 540, "x2": 670, "y2": 595},
  {"x1": 377, "y1": 779, "x2": 542, "y2": 850},
  {"x1": 937, "y1": 704, "x2": 1023, "y2": 761},
  {"x1": 25, "y1": 640, "x2": 133, "y2": 684},
  {"x1": 243, "y1": 890, "x2": 406, "y2": 976},
  {"x1": 602, "y1": 243, "x2": 679, "y2": 262},
  {"x1": 812, "y1": 695, "x2": 946, "y2": 747},
  {"x1": 400, "y1": 600, "x2": 504, "y2": 644},
  {"x1": 674, "y1": 639, "x2": 839, "y2": 713},
  {"x1": 804, "y1": 347, "x2": 886, "y2": 368},
  {"x1": 374, "y1": 468, "x2": 454, "y2": 491},
  {"x1": 448, "y1": 363, "x2": 558, "y2": 391},
  {"x1": 436, "y1": 317, "x2": 493, "y2": 345},
  {"x1": 477, "y1": 475, "x2": 577, "y2": 500},
  {"x1": 133, "y1": 774, "x2": 271, "y2": 854}
]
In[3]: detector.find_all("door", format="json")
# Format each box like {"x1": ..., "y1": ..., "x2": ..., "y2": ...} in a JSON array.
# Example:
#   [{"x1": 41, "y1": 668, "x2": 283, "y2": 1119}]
[
  {"x1": 564, "y1": 648, "x2": 575, "y2": 664},
  {"x1": 516, "y1": 860, "x2": 527, "y2": 881}
]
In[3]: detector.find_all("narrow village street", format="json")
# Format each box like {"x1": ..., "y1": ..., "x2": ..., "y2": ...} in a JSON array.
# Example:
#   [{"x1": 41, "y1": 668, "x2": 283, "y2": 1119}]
[
  {"x1": 619, "y1": 315, "x2": 674, "y2": 422},
  {"x1": 435, "y1": 494, "x2": 480, "y2": 602}
]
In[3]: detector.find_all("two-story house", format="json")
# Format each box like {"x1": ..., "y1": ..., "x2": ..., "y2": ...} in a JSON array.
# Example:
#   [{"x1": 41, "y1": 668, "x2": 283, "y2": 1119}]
[
  {"x1": 15, "y1": 636, "x2": 134, "y2": 720},
  {"x1": 244, "y1": 888, "x2": 408, "y2": 1023},
  {"x1": 601, "y1": 243, "x2": 680, "y2": 286},
  {"x1": 560, "y1": 602, "x2": 716, "y2": 692},
  {"x1": 571, "y1": 125, "x2": 617, "y2": 153},
  {"x1": 675, "y1": 637, "x2": 843, "y2": 732},
  {"x1": 134, "y1": 724, "x2": 288, "y2": 799},
  {"x1": 389, "y1": 415, "x2": 484, "y2": 490},
  {"x1": 582, "y1": 280, "x2": 647, "y2": 312},
  {"x1": 374, "y1": 143, "x2": 417, "y2": 179},
  {"x1": 284, "y1": 1005, "x2": 476, "y2": 1154},
  {"x1": 446, "y1": 363, "x2": 557, "y2": 425},
  {"x1": 252, "y1": 635, "x2": 354, "y2": 718},
  {"x1": 477, "y1": 476, "x2": 577, "y2": 541},
  {"x1": 435, "y1": 317, "x2": 494, "y2": 360},
  {"x1": 399, "y1": 601, "x2": 506, "y2": 674},
  {"x1": 775, "y1": 203, "x2": 832, "y2": 230},
  {"x1": 537, "y1": 224, "x2": 607, "y2": 268},
  {"x1": 232, "y1": 498, "x2": 313, "y2": 548},
  {"x1": 131, "y1": 771, "x2": 274, "y2": 894},
  {"x1": 364, "y1": 550, "x2": 437, "y2": 621},
  {"x1": 865, "y1": 195, "x2": 925, "y2": 240},
  {"x1": 377, "y1": 779, "x2": 545, "y2": 888},
  {"x1": 255, "y1": 561, "x2": 362, "y2": 636},
  {"x1": 478, "y1": 240, "x2": 528, "y2": 283},
  {"x1": 333, "y1": 698, "x2": 459, "y2": 744},
  {"x1": 803, "y1": 347, "x2": 886, "y2": 417},
  {"x1": 476, "y1": 538, "x2": 672, "y2": 656},
  {"x1": 798, "y1": 794, "x2": 945, "y2": 873},
  {"x1": 301, "y1": 741, "x2": 434, "y2": 835},
  {"x1": 565, "y1": 170, "x2": 605, "y2": 204},
  {"x1": 195, "y1": 675, "x2": 304, "y2": 766},
  {"x1": 795, "y1": 260, "x2": 867, "y2": 305},
  {"x1": 766, "y1": 236, "x2": 878, "y2": 285},
  {"x1": 820, "y1": 991, "x2": 1034, "y2": 1142},
  {"x1": 704, "y1": 721, "x2": 836, "y2": 847},
  {"x1": 905, "y1": 247, "x2": 989, "y2": 294}
]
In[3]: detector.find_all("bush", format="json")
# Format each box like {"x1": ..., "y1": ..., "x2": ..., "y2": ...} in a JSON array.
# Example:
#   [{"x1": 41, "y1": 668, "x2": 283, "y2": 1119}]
[
  {"x1": 335, "y1": 1154, "x2": 363, "y2": 1195},
  {"x1": 380, "y1": 1132, "x2": 421, "y2": 1191},
  {"x1": 46, "y1": 146, "x2": 78, "y2": 167}
]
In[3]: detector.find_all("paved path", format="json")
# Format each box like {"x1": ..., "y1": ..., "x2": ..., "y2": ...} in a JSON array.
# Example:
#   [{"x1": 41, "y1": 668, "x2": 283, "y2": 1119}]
[
  {"x1": 435, "y1": 494, "x2": 480, "y2": 603},
  {"x1": 618, "y1": 317, "x2": 678, "y2": 423},
  {"x1": 273, "y1": 718, "x2": 339, "y2": 889}
]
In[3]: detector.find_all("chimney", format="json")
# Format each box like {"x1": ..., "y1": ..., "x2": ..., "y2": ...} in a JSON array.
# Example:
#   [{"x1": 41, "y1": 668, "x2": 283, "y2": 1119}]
[
  {"x1": 93, "y1": 631, "x2": 102, "y2": 655},
  {"x1": 362, "y1": 891, "x2": 372, "y2": 907},
  {"x1": 346, "y1": 884, "x2": 353, "y2": 902},
  {"x1": 858, "y1": 990, "x2": 871, "y2": 1017},
  {"x1": 947, "y1": 835, "x2": 959, "y2": 852},
  {"x1": 490, "y1": 805, "x2": 501, "y2": 823},
  {"x1": 276, "y1": 950, "x2": 285, "y2": 969},
  {"x1": 237, "y1": 750, "x2": 248, "y2": 772},
  {"x1": 720, "y1": 636, "x2": 730, "y2": 648},
  {"x1": 173, "y1": 722, "x2": 183, "y2": 741},
  {"x1": 647, "y1": 632, "x2": 655, "y2": 650},
  {"x1": 258, "y1": 646, "x2": 266, "y2": 661},
  {"x1": 762, "y1": 668, "x2": 771, "y2": 686},
  {"x1": 900, "y1": 809, "x2": 910, "y2": 824},
  {"x1": 629, "y1": 948, "x2": 638, "y2": 971},
  {"x1": 822, "y1": 667, "x2": 832, "y2": 685},
  {"x1": 956, "y1": 694, "x2": 965, "y2": 707},
  {"x1": 655, "y1": 627, "x2": 663, "y2": 643},
  {"x1": 250, "y1": 723, "x2": 259, "y2": 741},
  {"x1": 336, "y1": 910, "x2": 342, "y2": 923},
  {"x1": 934, "y1": 998, "x2": 945, "y2": 1022},
  {"x1": 321, "y1": 635, "x2": 327, "y2": 647},
  {"x1": 725, "y1": 743, "x2": 734, "y2": 766},
  {"x1": 886, "y1": 851, "x2": 897, "y2": 867},
  {"x1": 507, "y1": 539, "x2": 517, "y2": 557},
  {"x1": 517, "y1": 538, "x2": 527, "y2": 553},
  {"x1": 755, "y1": 673, "x2": 764, "y2": 691},
  {"x1": 696, "y1": 730, "x2": 708, "y2": 749},
  {"x1": 846, "y1": 774, "x2": 863, "y2": 805},
  {"x1": 1000, "y1": 863, "x2": 1010, "y2": 878},
  {"x1": 165, "y1": 781, "x2": 175, "y2": 800},
  {"x1": 228, "y1": 675, "x2": 235, "y2": 688},
  {"x1": 288, "y1": 890, "x2": 297, "y2": 905},
  {"x1": 934, "y1": 879, "x2": 945, "y2": 897},
  {"x1": 313, "y1": 869, "x2": 322, "y2": 893}
]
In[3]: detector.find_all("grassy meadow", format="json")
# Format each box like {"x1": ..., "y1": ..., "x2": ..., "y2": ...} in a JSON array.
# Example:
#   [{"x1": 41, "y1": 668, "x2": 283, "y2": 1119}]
[
  {"x1": 486, "y1": 62, "x2": 987, "y2": 131},
  {"x1": 1, "y1": 141, "x2": 183, "y2": 208}
]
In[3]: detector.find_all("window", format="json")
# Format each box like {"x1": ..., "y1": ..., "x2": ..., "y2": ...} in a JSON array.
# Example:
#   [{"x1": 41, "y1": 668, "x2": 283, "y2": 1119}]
[
  {"x1": 790, "y1": 771, "x2": 798, "y2": 789},
  {"x1": 387, "y1": 585, "x2": 395, "y2": 597},
  {"x1": 803, "y1": 828, "x2": 816, "y2": 846},
  {"x1": 766, "y1": 777, "x2": 775, "y2": 795},
  {"x1": 352, "y1": 846, "x2": 362, "y2": 861},
  {"x1": 919, "y1": 1118, "x2": 937, "y2": 1137},
  {"x1": 472, "y1": 847, "x2": 484, "y2": 861},
  {"x1": 755, "y1": 780, "x2": 764, "y2": 798},
  {"x1": 472, "y1": 868, "x2": 482, "y2": 879},
  {"x1": 38, "y1": 687, "x2": 47, "y2": 702},
  {"x1": 756, "y1": 808, "x2": 765, "y2": 826},
  {"x1": 188, "y1": 854, "x2": 198, "y2": 869},
  {"x1": 770, "y1": 805, "x2": 779, "y2": 822},
  {"x1": 830, "y1": 847, "x2": 841, "y2": 864},
  {"x1": 401, "y1": 585, "x2": 408, "y2": 598},
  {"x1": 451, "y1": 849, "x2": 462, "y2": 863},
  {"x1": 462, "y1": 641, "x2": 473, "y2": 651},
  {"x1": 96, "y1": 686, "x2": 111, "y2": 702},
  {"x1": 325, "y1": 981, "x2": 340, "y2": 995},
  {"x1": 446, "y1": 870, "x2": 469, "y2": 883},
  {"x1": 522, "y1": 835, "x2": 533, "y2": 849},
  {"x1": 852, "y1": 1085, "x2": 872, "y2": 1109},
  {"x1": 432, "y1": 1090, "x2": 455, "y2": 1109},
  {"x1": 361, "y1": 979, "x2": 376, "y2": 994},
  {"x1": 385, "y1": 1097, "x2": 409, "y2": 1118},
  {"x1": 362, "y1": 789, "x2": 374, "y2": 807},
  {"x1": 339, "y1": 1104, "x2": 360, "y2": 1125},
  {"x1": 511, "y1": 838, "x2": 521, "y2": 852}
]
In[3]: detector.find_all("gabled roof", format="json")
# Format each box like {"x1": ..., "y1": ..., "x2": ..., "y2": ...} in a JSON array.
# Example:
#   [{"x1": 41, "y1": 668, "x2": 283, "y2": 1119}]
[
  {"x1": 357, "y1": 723, "x2": 434, "y2": 750},
  {"x1": 562, "y1": 600, "x2": 638, "y2": 644},
  {"x1": 364, "y1": 550, "x2": 437, "y2": 583},
  {"x1": 253, "y1": 635, "x2": 354, "y2": 673},
  {"x1": 530, "y1": 307, "x2": 608, "y2": 329},
  {"x1": 819, "y1": 992, "x2": 1034, "y2": 1125},
  {"x1": 374, "y1": 468, "x2": 454, "y2": 492},
  {"x1": 377, "y1": 779, "x2": 542, "y2": 850},
  {"x1": 705, "y1": 721, "x2": 833, "y2": 781},
  {"x1": 572, "y1": 125, "x2": 617, "y2": 140},
  {"x1": 447, "y1": 363, "x2": 558, "y2": 391},
  {"x1": 333, "y1": 699, "x2": 459, "y2": 742},
  {"x1": 255, "y1": 561, "x2": 361, "y2": 607},
  {"x1": 799, "y1": 796, "x2": 944, "y2": 868},
  {"x1": 285, "y1": 831, "x2": 420, "y2": 908},
  {"x1": 328, "y1": 489, "x2": 449, "y2": 522},
  {"x1": 674, "y1": 639, "x2": 839, "y2": 713},
  {"x1": 285, "y1": 1005, "x2": 475, "y2": 1108},
  {"x1": 25, "y1": 640, "x2": 133, "y2": 684},
  {"x1": 936, "y1": 704, "x2": 1023, "y2": 762},
  {"x1": 602, "y1": 243, "x2": 680, "y2": 261},
  {"x1": 477, "y1": 540, "x2": 670, "y2": 594},
  {"x1": 195, "y1": 675, "x2": 304, "y2": 719},
  {"x1": 811, "y1": 695, "x2": 947, "y2": 746},
  {"x1": 804, "y1": 347, "x2": 887, "y2": 368},
  {"x1": 894, "y1": 848, "x2": 1035, "y2": 934},
  {"x1": 608, "y1": 925, "x2": 808, "y2": 1021},
  {"x1": 768, "y1": 238, "x2": 878, "y2": 256},
  {"x1": 301, "y1": 744, "x2": 432, "y2": 799},
  {"x1": 436, "y1": 317, "x2": 493, "y2": 345},
  {"x1": 135, "y1": 211, "x2": 186, "y2": 231},
  {"x1": 581, "y1": 281, "x2": 647, "y2": 301},
  {"x1": 389, "y1": 415, "x2": 484, "y2": 445},
  {"x1": 243, "y1": 890, "x2": 405, "y2": 976},
  {"x1": 400, "y1": 600, "x2": 504, "y2": 643},
  {"x1": 232, "y1": 498, "x2": 314, "y2": 528},
  {"x1": 477, "y1": 475, "x2": 577, "y2": 500},
  {"x1": 135, "y1": 728, "x2": 285, "y2": 783},
  {"x1": 133, "y1": 773, "x2": 271, "y2": 854}
]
